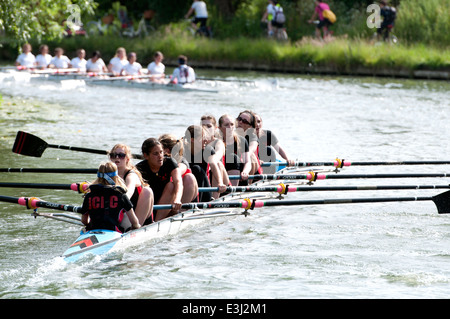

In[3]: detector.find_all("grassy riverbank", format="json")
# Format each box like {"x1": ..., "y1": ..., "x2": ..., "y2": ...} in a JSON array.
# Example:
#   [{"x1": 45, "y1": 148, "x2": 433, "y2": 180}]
[
  {"x1": 1, "y1": 33, "x2": 449, "y2": 79},
  {"x1": 53, "y1": 34, "x2": 450, "y2": 73}
]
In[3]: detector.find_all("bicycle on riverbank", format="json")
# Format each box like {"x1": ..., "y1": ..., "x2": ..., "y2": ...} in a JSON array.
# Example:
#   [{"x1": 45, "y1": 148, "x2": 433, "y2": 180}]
[
  {"x1": 373, "y1": 25, "x2": 398, "y2": 44},
  {"x1": 185, "y1": 19, "x2": 213, "y2": 38},
  {"x1": 261, "y1": 21, "x2": 288, "y2": 41}
]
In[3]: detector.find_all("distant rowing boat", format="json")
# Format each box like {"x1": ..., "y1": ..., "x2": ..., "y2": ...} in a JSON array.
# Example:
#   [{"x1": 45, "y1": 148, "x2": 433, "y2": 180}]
[
  {"x1": 62, "y1": 165, "x2": 328, "y2": 262},
  {"x1": 1, "y1": 69, "x2": 220, "y2": 93}
]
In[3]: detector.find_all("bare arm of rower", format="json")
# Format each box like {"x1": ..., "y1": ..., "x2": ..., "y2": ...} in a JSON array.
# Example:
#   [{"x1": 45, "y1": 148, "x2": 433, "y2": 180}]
[
  {"x1": 272, "y1": 143, "x2": 295, "y2": 166},
  {"x1": 171, "y1": 167, "x2": 184, "y2": 211},
  {"x1": 209, "y1": 156, "x2": 227, "y2": 193},
  {"x1": 241, "y1": 151, "x2": 251, "y2": 180},
  {"x1": 125, "y1": 208, "x2": 141, "y2": 229}
]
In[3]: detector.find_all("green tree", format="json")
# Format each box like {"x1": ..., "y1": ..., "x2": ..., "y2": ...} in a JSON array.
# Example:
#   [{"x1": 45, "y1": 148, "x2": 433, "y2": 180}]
[{"x1": 0, "y1": 0, "x2": 97, "y2": 48}]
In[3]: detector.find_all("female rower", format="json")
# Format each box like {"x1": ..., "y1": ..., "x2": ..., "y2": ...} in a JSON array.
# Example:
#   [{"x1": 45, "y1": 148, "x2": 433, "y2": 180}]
[
  {"x1": 170, "y1": 55, "x2": 195, "y2": 84},
  {"x1": 254, "y1": 113, "x2": 295, "y2": 170},
  {"x1": 182, "y1": 125, "x2": 227, "y2": 201},
  {"x1": 200, "y1": 114, "x2": 230, "y2": 189},
  {"x1": 86, "y1": 51, "x2": 107, "y2": 73},
  {"x1": 80, "y1": 162, "x2": 141, "y2": 233},
  {"x1": 158, "y1": 133, "x2": 198, "y2": 202},
  {"x1": 35, "y1": 44, "x2": 52, "y2": 69},
  {"x1": 109, "y1": 144, "x2": 154, "y2": 225},
  {"x1": 147, "y1": 51, "x2": 165, "y2": 83},
  {"x1": 71, "y1": 49, "x2": 87, "y2": 72},
  {"x1": 136, "y1": 138, "x2": 190, "y2": 221},
  {"x1": 15, "y1": 43, "x2": 36, "y2": 68},
  {"x1": 218, "y1": 114, "x2": 251, "y2": 186},
  {"x1": 120, "y1": 52, "x2": 142, "y2": 76},
  {"x1": 108, "y1": 47, "x2": 128, "y2": 76},
  {"x1": 49, "y1": 47, "x2": 72, "y2": 69},
  {"x1": 236, "y1": 110, "x2": 262, "y2": 176}
]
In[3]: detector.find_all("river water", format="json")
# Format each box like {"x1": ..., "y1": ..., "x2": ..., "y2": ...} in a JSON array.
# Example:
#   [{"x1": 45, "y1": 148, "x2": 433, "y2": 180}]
[{"x1": 0, "y1": 70, "x2": 449, "y2": 300}]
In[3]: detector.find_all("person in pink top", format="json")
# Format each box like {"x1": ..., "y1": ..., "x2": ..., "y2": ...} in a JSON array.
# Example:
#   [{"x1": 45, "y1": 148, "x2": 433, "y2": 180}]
[{"x1": 308, "y1": 1, "x2": 334, "y2": 40}]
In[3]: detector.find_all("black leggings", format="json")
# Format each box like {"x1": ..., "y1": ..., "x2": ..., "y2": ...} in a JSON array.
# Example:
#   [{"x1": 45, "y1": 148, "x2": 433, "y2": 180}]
[{"x1": 191, "y1": 165, "x2": 212, "y2": 202}]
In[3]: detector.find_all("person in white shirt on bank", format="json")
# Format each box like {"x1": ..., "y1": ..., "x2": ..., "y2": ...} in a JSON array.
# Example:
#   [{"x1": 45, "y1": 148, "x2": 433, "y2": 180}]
[
  {"x1": 49, "y1": 47, "x2": 71, "y2": 69},
  {"x1": 35, "y1": 44, "x2": 52, "y2": 69},
  {"x1": 147, "y1": 51, "x2": 165, "y2": 83},
  {"x1": 170, "y1": 55, "x2": 196, "y2": 85},
  {"x1": 120, "y1": 52, "x2": 142, "y2": 76},
  {"x1": 15, "y1": 43, "x2": 36, "y2": 68},
  {"x1": 71, "y1": 49, "x2": 87, "y2": 72},
  {"x1": 108, "y1": 47, "x2": 128, "y2": 76},
  {"x1": 86, "y1": 50, "x2": 108, "y2": 73},
  {"x1": 185, "y1": 0, "x2": 208, "y2": 33}
]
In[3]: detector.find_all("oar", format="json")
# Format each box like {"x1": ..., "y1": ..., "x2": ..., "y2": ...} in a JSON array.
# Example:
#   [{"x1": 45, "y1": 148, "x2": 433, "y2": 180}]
[
  {"x1": 261, "y1": 159, "x2": 450, "y2": 167},
  {"x1": 12, "y1": 131, "x2": 143, "y2": 159},
  {"x1": 199, "y1": 183, "x2": 450, "y2": 193},
  {"x1": 0, "y1": 195, "x2": 83, "y2": 225},
  {"x1": 196, "y1": 76, "x2": 256, "y2": 84},
  {"x1": 153, "y1": 190, "x2": 450, "y2": 214},
  {"x1": 0, "y1": 168, "x2": 97, "y2": 173},
  {"x1": 0, "y1": 195, "x2": 82, "y2": 213},
  {"x1": 228, "y1": 172, "x2": 450, "y2": 181},
  {"x1": 0, "y1": 182, "x2": 89, "y2": 193}
]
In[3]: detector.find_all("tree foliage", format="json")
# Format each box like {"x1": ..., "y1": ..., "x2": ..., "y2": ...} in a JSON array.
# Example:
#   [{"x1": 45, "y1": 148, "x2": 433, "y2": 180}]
[{"x1": 0, "y1": 0, "x2": 97, "y2": 48}]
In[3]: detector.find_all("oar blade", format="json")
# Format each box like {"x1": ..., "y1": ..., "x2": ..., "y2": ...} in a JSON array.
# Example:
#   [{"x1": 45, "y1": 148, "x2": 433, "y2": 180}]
[
  {"x1": 12, "y1": 131, "x2": 48, "y2": 157},
  {"x1": 432, "y1": 190, "x2": 450, "y2": 214}
]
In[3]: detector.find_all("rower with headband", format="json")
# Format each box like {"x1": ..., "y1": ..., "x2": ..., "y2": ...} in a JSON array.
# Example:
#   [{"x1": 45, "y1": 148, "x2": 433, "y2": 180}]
[{"x1": 79, "y1": 162, "x2": 141, "y2": 233}]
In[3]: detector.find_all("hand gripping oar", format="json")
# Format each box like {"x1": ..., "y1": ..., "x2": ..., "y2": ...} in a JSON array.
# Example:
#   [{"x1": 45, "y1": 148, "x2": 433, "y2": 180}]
[
  {"x1": 12, "y1": 131, "x2": 144, "y2": 159},
  {"x1": 228, "y1": 172, "x2": 450, "y2": 181},
  {"x1": 152, "y1": 190, "x2": 450, "y2": 214},
  {"x1": 0, "y1": 182, "x2": 89, "y2": 193},
  {"x1": 261, "y1": 159, "x2": 450, "y2": 167}
]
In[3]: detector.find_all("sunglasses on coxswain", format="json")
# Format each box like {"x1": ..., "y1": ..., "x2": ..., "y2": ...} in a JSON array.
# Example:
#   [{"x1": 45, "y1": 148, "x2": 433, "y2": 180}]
[
  {"x1": 236, "y1": 117, "x2": 251, "y2": 125},
  {"x1": 109, "y1": 152, "x2": 127, "y2": 159}
]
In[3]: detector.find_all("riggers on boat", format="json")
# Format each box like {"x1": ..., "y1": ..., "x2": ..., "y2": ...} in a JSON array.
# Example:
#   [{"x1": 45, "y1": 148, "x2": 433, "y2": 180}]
[{"x1": 61, "y1": 165, "x2": 323, "y2": 262}]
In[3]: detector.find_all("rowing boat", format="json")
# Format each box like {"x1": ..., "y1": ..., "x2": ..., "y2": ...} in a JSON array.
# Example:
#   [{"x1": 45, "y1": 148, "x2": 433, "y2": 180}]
[
  {"x1": 1, "y1": 69, "x2": 219, "y2": 93},
  {"x1": 61, "y1": 165, "x2": 329, "y2": 262}
]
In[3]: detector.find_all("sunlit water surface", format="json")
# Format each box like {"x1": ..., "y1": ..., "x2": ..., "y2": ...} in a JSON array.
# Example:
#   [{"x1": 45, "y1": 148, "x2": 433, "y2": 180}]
[{"x1": 0, "y1": 70, "x2": 449, "y2": 299}]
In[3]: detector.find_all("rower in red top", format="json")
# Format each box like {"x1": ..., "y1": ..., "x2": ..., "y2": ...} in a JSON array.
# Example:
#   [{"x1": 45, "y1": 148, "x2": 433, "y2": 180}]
[
  {"x1": 109, "y1": 144, "x2": 154, "y2": 225},
  {"x1": 80, "y1": 162, "x2": 141, "y2": 233}
]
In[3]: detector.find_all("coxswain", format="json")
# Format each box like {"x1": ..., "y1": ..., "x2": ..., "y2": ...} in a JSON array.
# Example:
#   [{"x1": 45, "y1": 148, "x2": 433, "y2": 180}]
[
  {"x1": 170, "y1": 55, "x2": 195, "y2": 84},
  {"x1": 80, "y1": 162, "x2": 141, "y2": 233}
]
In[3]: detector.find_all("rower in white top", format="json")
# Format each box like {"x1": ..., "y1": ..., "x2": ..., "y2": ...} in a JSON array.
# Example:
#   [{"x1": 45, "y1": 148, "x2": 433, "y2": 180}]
[
  {"x1": 70, "y1": 49, "x2": 87, "y2": 72},
  {"x1": 86, "y1": 51, "x2": 107, "y2": 73},
  {"x1": 49, "y1": 47, "x2": 72, "y2": 69},
  {"x1": 35, "y1": 45, "x2": 52, "y2": 69},
  {"x1": 120, "y1": 52, "x2": 142, "y2": 76},
  {"x1": 147, "y1": 51, "x2": 166, "y2": 83},
  {"x1": 108, "y1": 47, "x2": 128, "y2": 76},
  {"x1": 15, "y1": 43, "x2": 36, "y2": 69},
  {"x1": 170, "y1": 55, "x2": 195, "y2": 84}
]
